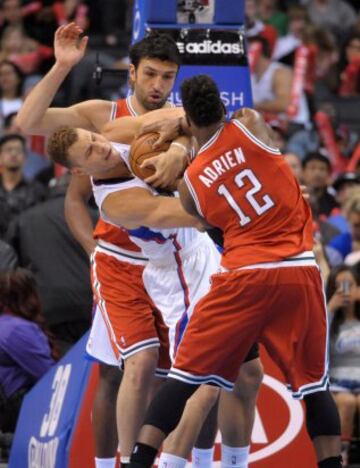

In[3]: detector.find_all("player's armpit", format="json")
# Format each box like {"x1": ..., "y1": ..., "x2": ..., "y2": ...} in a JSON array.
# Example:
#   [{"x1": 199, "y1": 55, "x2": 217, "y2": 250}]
[{"x1": 102, "y1": 187, "x2": 200, "y2": 230}]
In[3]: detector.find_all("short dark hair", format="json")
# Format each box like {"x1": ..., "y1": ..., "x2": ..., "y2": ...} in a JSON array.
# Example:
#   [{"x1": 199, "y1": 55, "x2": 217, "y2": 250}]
[
  {"x1": 181, "y1": 75, "x2": 224, "y2": 127},
  {"x1": 0, "y1": 133, "x2": 26, "y2": 152},
  {"x1": 47, "y1": 126, "x2": 78, "y2": 168},
  {"x1": 302, "y1": 152, "x2": 332, "y2": 171},
  {"x1": 129, "y1": 32, "x2": 181, "y2": 69}
]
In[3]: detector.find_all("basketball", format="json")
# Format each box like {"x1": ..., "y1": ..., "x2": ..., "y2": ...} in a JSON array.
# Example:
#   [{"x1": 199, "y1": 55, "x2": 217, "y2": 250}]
[{"x1": 129, "y1": 132, "x2": 171, "y2": 180}]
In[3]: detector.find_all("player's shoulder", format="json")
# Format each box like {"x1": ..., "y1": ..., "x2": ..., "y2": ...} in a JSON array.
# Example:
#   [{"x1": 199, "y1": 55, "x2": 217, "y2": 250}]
[{"x1": 230, "y1": 108, "x2": 278, "y2": 151}]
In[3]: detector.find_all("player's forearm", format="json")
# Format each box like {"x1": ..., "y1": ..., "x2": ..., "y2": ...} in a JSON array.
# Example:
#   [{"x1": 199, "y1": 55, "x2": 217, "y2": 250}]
[
  {"x1": 64, "y1": 191, "x2": 97, "y2": 256},
  {"x1": 143, "y1": 198, "x2": 200, "y2": 229},
  {"x1": 16, "y1": 62, "x2": 72, "y2": 134}
]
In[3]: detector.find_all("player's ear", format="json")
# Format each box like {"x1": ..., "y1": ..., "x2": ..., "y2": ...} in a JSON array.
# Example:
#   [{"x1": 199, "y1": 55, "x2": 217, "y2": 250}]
[{"x1": 129, "y1": 63, "x2": 136, "y2": 82}]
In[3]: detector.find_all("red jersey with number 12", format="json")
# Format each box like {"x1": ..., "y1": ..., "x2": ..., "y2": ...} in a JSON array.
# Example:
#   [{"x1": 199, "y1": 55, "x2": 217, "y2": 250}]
[{"x1": 184, "y1": 119, "x2": 313, "y2": 269}]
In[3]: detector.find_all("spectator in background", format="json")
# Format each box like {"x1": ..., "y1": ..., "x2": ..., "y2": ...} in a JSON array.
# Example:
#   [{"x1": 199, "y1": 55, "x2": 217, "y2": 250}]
[
  {"x1": 0, "y1": 25, "x2": 53, "y2": 76},
  {"x1": 302, "y1": 151, "x2": 338, "y2": 218},
  {"x1": 306, "y1": 0, "x2": 356, "y2": 38},
  {"x1": 329, "y1": 192, "x2": 360, "y2": 260},
  {"x1": 0, "y1": 239, "x2": 18, "y2": 273},
  {"x1": 249, "y1": 35, "x2": 311, "y2": 131},
  {"x1": 0, "y1": 0, "x2": 23, "y2": 30},
  {"x1": 0, "y1": 134, "x2": 46, "y2": 223},
  {"x1": 3, "y1": 112, "x2": 51, "y2": 181},
  {"x1": 338, "y1": 32, "x2": 360, "y2": 97},
  {"x1": 0, "y1": 60, "x2": 24, "y2": 127},
  {"x1": 0, "y1": 268, "x2": 56, "y2": 435},
  {"x1": 7, "y1": 174, "x2": 96, "y2": 356},
  {"x1": 273, "y1": 4, "x2": 310, "y2": 62},
  {"x1": 258, "y1": 0, "x2": 288, "y2": 37},
  {"x1": 245, "y1": 0, "x2": 278, "y2": 52},
  {"x1": 328, "y1": 173, "x2": 360, "y2": 234},
  {"x1": 326, "y1": 265, "x2": 360, "y2": 466}
]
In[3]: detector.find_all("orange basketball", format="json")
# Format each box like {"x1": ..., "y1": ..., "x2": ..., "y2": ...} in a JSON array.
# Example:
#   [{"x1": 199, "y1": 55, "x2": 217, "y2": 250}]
[{"x1": 129, "y1": 132, "x2": 171, "y2": 180}]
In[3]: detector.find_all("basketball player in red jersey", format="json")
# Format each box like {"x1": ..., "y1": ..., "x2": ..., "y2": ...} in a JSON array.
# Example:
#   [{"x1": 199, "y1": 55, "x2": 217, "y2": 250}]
[
  {"x1": 17, "y1": 24, "x2": 264, "y2": 468},
  {"x1": 128, "y1": 76, "x2": 343, "y2": 468}
]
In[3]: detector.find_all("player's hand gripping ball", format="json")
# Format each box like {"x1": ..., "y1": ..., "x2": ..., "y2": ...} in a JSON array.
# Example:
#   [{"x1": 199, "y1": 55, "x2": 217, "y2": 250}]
[{"x1": 129, "y1": 132, "x2": 171, "y2": 180}]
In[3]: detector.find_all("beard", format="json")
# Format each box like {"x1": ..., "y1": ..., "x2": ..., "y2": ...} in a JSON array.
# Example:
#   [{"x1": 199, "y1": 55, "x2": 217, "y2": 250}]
[{"x1": 142, "y1": 96, "x2": 169, "y2": 111}]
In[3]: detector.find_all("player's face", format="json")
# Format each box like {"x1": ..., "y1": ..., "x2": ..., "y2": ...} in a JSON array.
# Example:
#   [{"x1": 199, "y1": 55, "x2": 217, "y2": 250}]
[
  {"x1": 68, "y1": 129, "x2": 121, "y2": 175},
  {"x1": 130, "y1": 58, "x2": 178, "y2": 110}
]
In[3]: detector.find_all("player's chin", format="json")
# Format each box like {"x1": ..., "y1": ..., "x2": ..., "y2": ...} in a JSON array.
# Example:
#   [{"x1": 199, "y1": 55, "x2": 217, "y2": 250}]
[{"x1": 144, "y1": 98, "x2": 167, "y2": 110}]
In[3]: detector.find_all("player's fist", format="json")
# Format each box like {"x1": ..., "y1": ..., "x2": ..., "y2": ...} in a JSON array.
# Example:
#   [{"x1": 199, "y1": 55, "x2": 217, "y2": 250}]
[{"x1": 54, "y1": 23, "x2": 88, "y2": 68}]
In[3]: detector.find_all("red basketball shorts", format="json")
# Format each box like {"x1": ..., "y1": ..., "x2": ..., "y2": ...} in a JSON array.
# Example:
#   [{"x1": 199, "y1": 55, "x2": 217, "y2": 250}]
[
  {"x1": 90, "y1": 245, "x2": 170, "y2": 376},
  {"x1": 170, "y1": 261, "x2": 328, "y2": 398}
]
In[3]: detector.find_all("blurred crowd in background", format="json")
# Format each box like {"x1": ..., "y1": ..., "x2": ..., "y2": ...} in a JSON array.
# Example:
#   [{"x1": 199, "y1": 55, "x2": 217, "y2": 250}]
[{"x1": 0, "y1": 0, "x2": 360, "y2": 465}]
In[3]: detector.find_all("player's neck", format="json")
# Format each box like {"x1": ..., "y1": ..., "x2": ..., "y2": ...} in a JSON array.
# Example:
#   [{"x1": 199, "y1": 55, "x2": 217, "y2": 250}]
[
  {"x1": 195, "y1": 122, "x2": 224, "y2": 149},
  {"x1": 92, "y1": 162, "x2": 131, "y2": 180}
]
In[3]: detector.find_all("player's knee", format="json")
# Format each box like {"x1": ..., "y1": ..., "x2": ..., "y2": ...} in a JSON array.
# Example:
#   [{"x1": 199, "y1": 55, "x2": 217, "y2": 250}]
[
  {"x1": 186, "y1": 385, "x2": 220, "y2": 415},
  {"x1": 123, "y1": 348, "x2": 159, "y2": 389},
  {"x1": 234, "y1": 358, "x2": 263, "y2": 400}
]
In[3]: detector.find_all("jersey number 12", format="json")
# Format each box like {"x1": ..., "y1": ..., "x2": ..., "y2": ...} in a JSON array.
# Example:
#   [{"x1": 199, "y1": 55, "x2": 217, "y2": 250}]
[{"x1": 217, "y1": 169, "x2": 274, "y2": 226}]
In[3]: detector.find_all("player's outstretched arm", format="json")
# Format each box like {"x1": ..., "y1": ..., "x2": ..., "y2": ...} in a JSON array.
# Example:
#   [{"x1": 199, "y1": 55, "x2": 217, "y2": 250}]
[
  {"x1": 102, "y1": 107, "x2": 185, "y2": 144},
  {"x1": 102, "y1": 187, "x2": 202, "y2": 230},
  {"x1": 16, "y1": 23, "x2": 113, "y2": 135},
  {"x1": 64, "y1": 174, "x2": 97, "y2": 256}
]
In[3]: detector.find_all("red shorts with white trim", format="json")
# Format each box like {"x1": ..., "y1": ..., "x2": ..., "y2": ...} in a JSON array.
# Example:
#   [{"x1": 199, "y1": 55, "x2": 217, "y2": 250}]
[
  {"x1": 90, "y1": 245, "x2": 170, "y2": 376},
  {"x1": 170, "y1": 263, "x2": 328, "y2": 398}
]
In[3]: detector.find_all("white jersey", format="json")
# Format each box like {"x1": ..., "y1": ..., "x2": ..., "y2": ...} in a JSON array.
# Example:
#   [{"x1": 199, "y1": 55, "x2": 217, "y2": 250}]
[
  {"x1": 91, "y1": 141, "x2": 210, "y2": 264},
  {"x1": 251, "y1": 61, "x2": 310, "y2": 126},
  {"x1": 91, "y1": 141, "x2": 221, "y2": 359}
]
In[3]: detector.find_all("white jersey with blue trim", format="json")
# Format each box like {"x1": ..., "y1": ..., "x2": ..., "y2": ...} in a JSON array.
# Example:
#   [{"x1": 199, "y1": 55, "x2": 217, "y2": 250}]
[{"x1": 91, "y1": 141, "x2": 209, "y2": 264}]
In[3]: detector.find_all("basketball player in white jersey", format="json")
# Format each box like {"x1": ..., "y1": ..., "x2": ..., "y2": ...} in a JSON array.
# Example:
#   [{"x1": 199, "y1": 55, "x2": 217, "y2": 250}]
[{"x1": 44, "y1": 113, "x2": 263, "y2": 468}]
